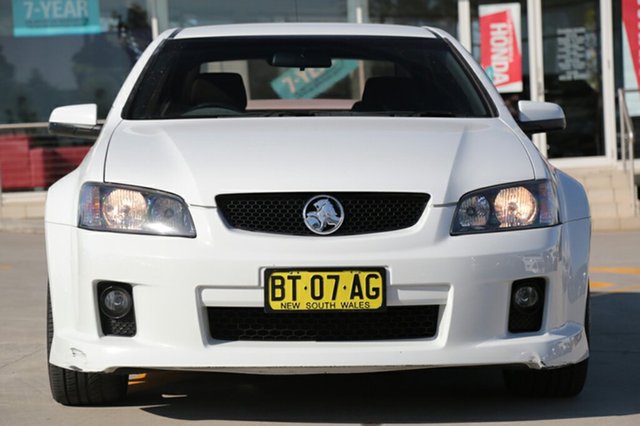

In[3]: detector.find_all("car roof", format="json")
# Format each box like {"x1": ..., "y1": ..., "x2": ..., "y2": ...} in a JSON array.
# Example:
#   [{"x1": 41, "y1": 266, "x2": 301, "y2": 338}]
[{"x1": 173, "y1": 23, "x2": 439, "y2": 40}]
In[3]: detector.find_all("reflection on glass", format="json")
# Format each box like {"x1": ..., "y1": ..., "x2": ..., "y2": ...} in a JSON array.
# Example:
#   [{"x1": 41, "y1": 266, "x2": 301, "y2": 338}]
[
  {"x1": 369, "y1": 0, "x2": 458, "y2": 36},
  {"x1": 125, "y1": 37, "x2": 491, "y2": 119},
  {"x1": 0, "y1": 0, "x2": 151, "y2": 124},
  {"x1": 543, "y1": 0, "x2": 604, "y2": 158},
  {"x1": 0, "y1": 0, "x2": 464, "y2": 125},
  {"x1": 167, "y1": 0, "x2": 347, "y2": 27},
  {"x1": 471, "y1": 1, "x2": 531, "y2": 119}
]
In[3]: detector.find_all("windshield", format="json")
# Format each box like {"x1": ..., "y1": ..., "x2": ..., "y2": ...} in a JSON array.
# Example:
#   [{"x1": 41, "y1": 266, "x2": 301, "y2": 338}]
[{"x1": 123, "y1": 36, "x2": 494, "y2": 119}]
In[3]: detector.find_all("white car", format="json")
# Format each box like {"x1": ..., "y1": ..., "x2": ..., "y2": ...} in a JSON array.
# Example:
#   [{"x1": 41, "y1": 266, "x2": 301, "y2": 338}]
[{"x1": 46, "y1": 23, "x2": 591, "y2": 405}]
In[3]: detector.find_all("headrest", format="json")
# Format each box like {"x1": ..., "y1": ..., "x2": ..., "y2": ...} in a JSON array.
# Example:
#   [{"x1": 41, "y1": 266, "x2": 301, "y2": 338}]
[
  {"x1": 190, "y1": 73, "x2": 247, "y2": 111},
  {"x1": 359, "y1": 77, "x2": 423, "y2": 111}
]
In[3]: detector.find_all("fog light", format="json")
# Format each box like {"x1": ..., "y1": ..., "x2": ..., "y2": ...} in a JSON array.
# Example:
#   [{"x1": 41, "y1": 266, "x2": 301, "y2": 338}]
[
  {"x1": 509, "y1": 279, "x2": 545, "y2": 333},
  {"x1": 100, "y1": 286, "x2": 132, "y2": 319},
  {"x1": 513, "y1": 285, "x2": 539, "y2": 309}
]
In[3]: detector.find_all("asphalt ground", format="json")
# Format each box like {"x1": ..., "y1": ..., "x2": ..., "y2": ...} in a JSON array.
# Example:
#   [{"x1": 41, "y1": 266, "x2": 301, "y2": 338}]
[{"x1": 0, "y1": 230, "x2": 639, "y2": 425}]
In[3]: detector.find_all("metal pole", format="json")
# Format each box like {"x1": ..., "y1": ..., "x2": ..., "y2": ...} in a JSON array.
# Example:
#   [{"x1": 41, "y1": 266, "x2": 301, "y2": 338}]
[
  {"x1": 617, "y1": 88, "x2": 638, "y2": 215},
  {"x1": 527, "y1": 0, "x2": 547, "y2": 155},
  {"x1": 601, "y1": 0, "x2": 617, "y2": 161},
  {"x1": 457, "y1": 0, "x2": 472, "y2": 52},
  {"x1": 629, "y1": 130, "x2": 637, "y2": 215},
  {"x1": 619, "y1": 89, "x2": 627, "y2": 172}
]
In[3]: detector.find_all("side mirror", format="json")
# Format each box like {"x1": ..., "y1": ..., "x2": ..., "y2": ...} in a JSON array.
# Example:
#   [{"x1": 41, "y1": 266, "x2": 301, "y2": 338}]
[
  {"x1": 517, "y1": 101, "x2": 566, "y2": 134},
  {"x1": 49, "y1": 104, "x2": 102, "y2": 140}
]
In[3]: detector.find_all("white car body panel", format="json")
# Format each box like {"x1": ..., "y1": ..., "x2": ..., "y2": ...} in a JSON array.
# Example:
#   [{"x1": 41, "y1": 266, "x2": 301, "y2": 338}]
[
  {"x1": 104, "y1": 118, "x2": 535, "y2": 206},
  {"x1": 49, "y1": 104, "x2": 97, "y2": 126},
  {"x1": 47, "y1": 215, "x2": 589, "y2": 373},
  {"x1": 45, "y1": 23, "x2": 590, "y2": 376},
  {"x1": 175, "y1": 23, "x2": 439, "y2": 39}
]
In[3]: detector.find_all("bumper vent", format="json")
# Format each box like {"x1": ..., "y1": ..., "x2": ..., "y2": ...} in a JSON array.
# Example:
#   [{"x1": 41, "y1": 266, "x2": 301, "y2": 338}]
[
  {"x1": 508, "y1": 278, "x2": 546, "y2": 333},
  {"x1": 207, "y1": 306, "x2": 439, "y2": 341},
  {"x1": 215, "y1": 192, "x2": 429, "y2": 236},
  {"x1": 101, "y1": 317, "x2": 137, "y2": 336}
]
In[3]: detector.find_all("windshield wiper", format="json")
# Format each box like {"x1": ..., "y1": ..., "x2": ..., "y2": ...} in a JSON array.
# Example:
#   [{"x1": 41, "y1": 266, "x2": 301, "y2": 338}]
[
  {"x1": 348, "y1": 110, "x2": 457, "y2": 117},
  {"x1": 409, "y1": 110, "x2": 456, "y2": 117},
  {"x1": 262, "y1": 111, "x2": 319, "y2": 117}
]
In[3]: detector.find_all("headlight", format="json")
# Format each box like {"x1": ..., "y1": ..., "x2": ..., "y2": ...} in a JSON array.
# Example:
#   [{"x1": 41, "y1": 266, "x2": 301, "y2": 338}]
[
  {"x1": 451, "y1": 180, "x2": 558, "y2": 235},
  {"x1": 78, "y1": 183, "x2": 196, "y2": 237}
]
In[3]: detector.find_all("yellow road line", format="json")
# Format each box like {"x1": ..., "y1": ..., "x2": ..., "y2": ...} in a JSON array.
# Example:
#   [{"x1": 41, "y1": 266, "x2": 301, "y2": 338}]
[
  {"x1": 609, "y1": 284, "x2": 640, "y2": 293},
  {"x1": 590, "y1": 281, "x2": 615, "y2": 290},
  {"x1": 589, "y1": 267, "x2": 640, "y2": 293},
  {"x1": 590, "y1": 267, "x2": 640, "y2": 276},
  {"x1": 590, "y1": 282, "x2": 640, "y2": 295}
]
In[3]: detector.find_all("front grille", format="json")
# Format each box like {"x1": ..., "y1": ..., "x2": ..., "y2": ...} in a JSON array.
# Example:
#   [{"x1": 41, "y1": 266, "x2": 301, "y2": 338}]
[
  {"x1": 207, "y1": 306, "x2": 439, "y2": 341},
  {"x1": 215, "y1": 192, "x2": 429, "y2": 236}
]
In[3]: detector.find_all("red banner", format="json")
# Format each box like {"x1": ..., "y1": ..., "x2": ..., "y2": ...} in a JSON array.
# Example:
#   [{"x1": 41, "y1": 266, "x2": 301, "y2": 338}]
[
  {"x1": 623, "y1": 0, "x2": 640, "y2": 88},
  {"x1": 479, "y1": 4, "x2": 522, "y2": 93}
]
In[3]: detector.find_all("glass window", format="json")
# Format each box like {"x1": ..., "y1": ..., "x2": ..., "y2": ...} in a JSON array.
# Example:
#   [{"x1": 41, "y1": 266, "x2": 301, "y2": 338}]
[
  {"x1": 471, "y1": 0, "x2": 530, "y2": 118},
  {"x1": 0, "y1": 0, "x2": 464, "y2": 125},
  {"x1": 0, "y1": 0, "x2": 152, "y2": 124},
  {"x1": 124, "y1": 36, "x2": 493, "y2": 120},
  {"x1": 542, "y1": 0, "x2": 603, "y2": 158},
  {"x1": 166, "y1": 0, "x2": 348, "y2": 27},
  {"x1": 164, "y1": 1, "x2": 458, "y2": 37},
  {"x1": 369, "y1": 0, "x2": 458, "y2": 37}
]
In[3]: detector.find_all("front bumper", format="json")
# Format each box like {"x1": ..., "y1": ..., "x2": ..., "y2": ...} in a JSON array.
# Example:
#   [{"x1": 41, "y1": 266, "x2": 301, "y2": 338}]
[{"x1": 46, "y1": 206, "x2": 590, "y2": 373}]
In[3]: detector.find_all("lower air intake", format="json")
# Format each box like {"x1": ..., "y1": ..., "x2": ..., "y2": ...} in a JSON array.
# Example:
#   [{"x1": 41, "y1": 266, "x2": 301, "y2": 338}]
[{"x1": 208, "y1": 306, "x2": 439, "y2": 341}]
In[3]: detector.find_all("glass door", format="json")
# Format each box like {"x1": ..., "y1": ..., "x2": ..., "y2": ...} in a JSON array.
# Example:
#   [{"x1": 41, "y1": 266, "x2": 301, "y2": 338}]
[{"x1": 541, "y1": 0, "x2": 605, "y2": 158}]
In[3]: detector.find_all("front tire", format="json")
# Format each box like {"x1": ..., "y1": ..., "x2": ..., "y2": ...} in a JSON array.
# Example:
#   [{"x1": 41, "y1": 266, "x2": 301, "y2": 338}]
[
  {"x1": 503, "y1": 358, "x2": 588, "y2": 397},
  {"x1": 47, "y1": 285, "x2": 128, "y2": 406},
  {"x1": 503, "y1": 289, "x2": 590, "y2": 397}
]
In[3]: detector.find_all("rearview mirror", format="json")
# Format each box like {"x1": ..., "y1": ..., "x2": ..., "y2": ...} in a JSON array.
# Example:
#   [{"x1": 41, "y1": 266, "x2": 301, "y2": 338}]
[
  {"x1": 270, "y1": 52, "x2": 332, "y2": 69},
  {"x1": 517, "y1": 101, "x2": 566, "y2": 134},
  {"x1": 49, "y1": 104, "x2": 102, "y2": 141}
]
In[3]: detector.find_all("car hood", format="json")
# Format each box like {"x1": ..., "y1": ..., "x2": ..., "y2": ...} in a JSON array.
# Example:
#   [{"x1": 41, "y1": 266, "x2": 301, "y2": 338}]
[{"x1": 104, "y1": 117, "x2": 534, "y2": 206}]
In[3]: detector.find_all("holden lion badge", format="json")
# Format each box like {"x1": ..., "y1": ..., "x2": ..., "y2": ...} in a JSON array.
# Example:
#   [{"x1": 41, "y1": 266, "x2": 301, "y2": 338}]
[{"x1": 303, "y1": 195, "x2": 345, "y2": 235}]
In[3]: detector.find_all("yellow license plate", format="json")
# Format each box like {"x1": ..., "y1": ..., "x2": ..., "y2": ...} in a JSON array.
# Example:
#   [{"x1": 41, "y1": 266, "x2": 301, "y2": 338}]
[{"x1": 265, "y1": 268, "x2": 386, "y2": 312}]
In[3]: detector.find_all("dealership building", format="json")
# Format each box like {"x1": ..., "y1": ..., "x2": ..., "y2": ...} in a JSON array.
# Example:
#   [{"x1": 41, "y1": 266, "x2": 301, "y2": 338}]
[{"x1": 0, "y1": 0, "x2": 638, "y2": 229}]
